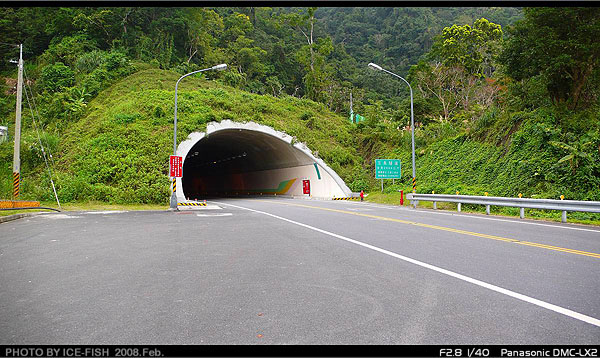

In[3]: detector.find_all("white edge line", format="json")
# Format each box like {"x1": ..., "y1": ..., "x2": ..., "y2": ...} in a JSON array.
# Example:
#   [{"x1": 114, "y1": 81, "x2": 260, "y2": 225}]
[
  {"x1": 84, "y1": 210, "x2": 128, "y2": 215},
  {"x1": 333, "y1": 200, "x2": 600, "y2": 233},
  {"x1": 214, "y1": 200, "x2": 600, "y2": 328}
]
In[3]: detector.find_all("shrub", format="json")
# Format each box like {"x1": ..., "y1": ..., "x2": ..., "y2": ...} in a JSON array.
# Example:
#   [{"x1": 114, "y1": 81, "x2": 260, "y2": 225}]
[
  {"x1": 349, "y1": 177, "x2": 369, "y2": 192},
  {"x1": 104, "y1": 50, "x2": 130, "y2": 72},
  {"x1": 41, "y1": 62, "x2": 74, "y2": 93},
  {"x1": 40, "y1": 34, "x2": 98, "y2": 68},
  {"x1": 75, "y1": 50, "x2": 104, "y2": 74}
]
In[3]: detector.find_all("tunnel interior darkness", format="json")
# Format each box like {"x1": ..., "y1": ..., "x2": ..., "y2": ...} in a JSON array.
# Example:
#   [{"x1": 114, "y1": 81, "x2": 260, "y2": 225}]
[{"x1": 182, "y1": 129, "x2": 316, "y2": 198}]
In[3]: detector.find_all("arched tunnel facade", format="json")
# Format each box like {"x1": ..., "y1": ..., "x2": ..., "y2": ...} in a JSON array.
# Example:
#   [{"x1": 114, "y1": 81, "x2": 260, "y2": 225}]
[{"x1": 175, "y1": 121, "x2": 352, "y2": 200}]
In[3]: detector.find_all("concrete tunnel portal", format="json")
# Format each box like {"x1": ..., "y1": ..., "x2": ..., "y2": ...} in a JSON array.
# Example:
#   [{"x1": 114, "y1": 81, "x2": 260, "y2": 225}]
[{"x1": 175, "y1": 121, "x2": 352, "y2": 200}]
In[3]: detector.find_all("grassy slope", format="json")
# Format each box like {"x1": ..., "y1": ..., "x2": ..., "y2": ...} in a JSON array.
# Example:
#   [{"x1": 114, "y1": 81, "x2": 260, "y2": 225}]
[
  {"x1": 52, "y1": 69, "x2": 362, "y2": 204},
  {"x1": 365, "y1": 114, "x2": 600, "y2": 225}
]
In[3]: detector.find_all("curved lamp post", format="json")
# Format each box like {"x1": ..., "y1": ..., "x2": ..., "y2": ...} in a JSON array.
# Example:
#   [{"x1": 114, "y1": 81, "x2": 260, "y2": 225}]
[
  {"x1": 170, "y1": 64, "x2": 227, "y2": 210},
  {"x1": 368, "y1": 62, "x2": 416, "y2": 193}
]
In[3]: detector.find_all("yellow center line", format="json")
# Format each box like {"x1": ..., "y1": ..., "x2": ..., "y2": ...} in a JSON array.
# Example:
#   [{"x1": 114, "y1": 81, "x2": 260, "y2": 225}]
[{"x1": 255, "y1": 199, "x2": 600, "y2": 259}]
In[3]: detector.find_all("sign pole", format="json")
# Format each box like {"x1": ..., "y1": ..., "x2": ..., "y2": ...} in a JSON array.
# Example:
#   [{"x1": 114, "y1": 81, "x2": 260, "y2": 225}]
[
  {"x1": 170, "y1": 76, "x2": 181, "y2": 211},
  {"x1": 375, "y1": 159, "x2": 401, "y2": 191},
  {"x1": 169, "y1": 155, "x2": 182, "y2": 210}
]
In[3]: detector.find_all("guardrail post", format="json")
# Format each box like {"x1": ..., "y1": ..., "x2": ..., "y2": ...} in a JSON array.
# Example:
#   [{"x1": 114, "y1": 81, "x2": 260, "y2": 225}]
[
  {"x1": 433, "y1": 201, "x2": 436, "y2": 210},
  {"x1": 455, "y1": 191, "x2": 460, "y2": 212},
  {"x1": 518, "y1": 193, "x2": 524, "y2": 219},
  {"x1": 486, "y1": 205, "x2": 490, "y2": 215},
  {"x1": 560, "y1": 195, "x2": 566, "y2": 222}
]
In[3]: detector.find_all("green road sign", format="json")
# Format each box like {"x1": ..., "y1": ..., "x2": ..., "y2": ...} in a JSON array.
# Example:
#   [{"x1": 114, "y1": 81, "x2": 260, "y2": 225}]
[
  {"x1": 349, "y1": 113, "x2": 365, "y2": 124},
  {"x1": 375, "y1": 159, "x2": 401, "y2": 179}
]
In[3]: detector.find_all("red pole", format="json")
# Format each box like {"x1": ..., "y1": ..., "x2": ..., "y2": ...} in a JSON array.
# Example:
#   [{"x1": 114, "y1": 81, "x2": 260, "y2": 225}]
[{"x1": 400, "y1": 190, "x2": 404, "y2": 205}]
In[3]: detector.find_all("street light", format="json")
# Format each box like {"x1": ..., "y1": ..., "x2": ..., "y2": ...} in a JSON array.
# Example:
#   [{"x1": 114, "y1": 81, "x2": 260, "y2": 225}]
[
  {"x1": 170, "y1": 64, "x2": 227, "y2": 210},
  {"x1": 368, "y1": 62, "x2": 417, "y2": 193}
]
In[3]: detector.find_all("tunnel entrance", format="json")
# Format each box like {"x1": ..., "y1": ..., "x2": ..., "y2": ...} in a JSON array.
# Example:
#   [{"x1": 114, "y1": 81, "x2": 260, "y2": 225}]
[{"x1": 176, "y1": 121, "x2": 351, "y2": 200}]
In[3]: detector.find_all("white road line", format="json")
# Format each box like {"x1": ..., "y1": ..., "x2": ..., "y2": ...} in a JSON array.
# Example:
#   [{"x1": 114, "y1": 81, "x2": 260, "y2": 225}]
[
  {"x1": 178, "y1": 205, "x2": 222, "y2": 211},
  {"x1": 196, "y1": 213, "x2": 232, "y2": 217},
  {"x1": 330, "y1": 200, "x2": 600, "y2": 233},
  {"x1": 84, "y1": 211, "x2": 127, "y2": 214},
  {"x1": 214, "y1": 200, "x2": 600, "y2": 328},
  {"x1": 344, "y1": 207, "x2": 374, "y2": 211},
  {"x1": 42, "y1": 214, "x2": 81, "y2": 219}
]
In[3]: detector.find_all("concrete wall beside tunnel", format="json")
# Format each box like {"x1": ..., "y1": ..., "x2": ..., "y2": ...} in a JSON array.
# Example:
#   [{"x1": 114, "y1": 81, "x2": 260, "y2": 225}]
[{"x1": 175, "y1": 120, "x2": 352, "y2": 200}]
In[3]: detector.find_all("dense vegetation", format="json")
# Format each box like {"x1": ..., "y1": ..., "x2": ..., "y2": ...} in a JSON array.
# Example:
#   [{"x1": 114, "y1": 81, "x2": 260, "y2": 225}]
[
  {"x1": 0, "y1": 7, "x2": 599, "y2": 223},
  {"x1": 45, "y1": 69, "x2": 362, "y2": 203}
]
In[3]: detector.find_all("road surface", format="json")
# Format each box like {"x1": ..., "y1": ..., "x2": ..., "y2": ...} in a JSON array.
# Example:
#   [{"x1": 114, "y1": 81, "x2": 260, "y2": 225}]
[{"x1": 1, "y1": 198, "x2": 599, "y2": 344}]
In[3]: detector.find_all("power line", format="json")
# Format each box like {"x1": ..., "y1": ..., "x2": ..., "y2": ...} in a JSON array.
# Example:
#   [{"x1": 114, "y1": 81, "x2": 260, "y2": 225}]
[
  {"x1": 23, "y1": 68, "x2": 56, "y2": 167},
  {"x1": 22, "y1": 67, "x2": 61, "y2": 209}
]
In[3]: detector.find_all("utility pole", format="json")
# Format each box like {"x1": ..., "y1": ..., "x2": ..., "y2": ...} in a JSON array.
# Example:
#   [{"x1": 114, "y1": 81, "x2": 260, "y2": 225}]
[{"x1": 12, "y1": 44, "x2": 23, "y2": 199}]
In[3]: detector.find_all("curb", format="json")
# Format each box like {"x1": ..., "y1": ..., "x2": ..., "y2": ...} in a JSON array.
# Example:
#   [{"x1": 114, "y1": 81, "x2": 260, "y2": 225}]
[{"x1": 0, "y1": 212, "x2": 47, "y2": 224}]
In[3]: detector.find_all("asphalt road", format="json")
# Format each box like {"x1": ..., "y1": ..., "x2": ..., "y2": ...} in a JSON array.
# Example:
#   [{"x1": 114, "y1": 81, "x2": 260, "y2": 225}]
[{"x1": 1, "y1": 198, "x2": 599, "y2": 344}]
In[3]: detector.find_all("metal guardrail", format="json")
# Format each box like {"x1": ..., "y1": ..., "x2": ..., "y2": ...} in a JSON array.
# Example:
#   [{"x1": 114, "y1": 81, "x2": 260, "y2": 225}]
[{"x1": 405, "y1": 193, "x2": 600, "y2": 223}]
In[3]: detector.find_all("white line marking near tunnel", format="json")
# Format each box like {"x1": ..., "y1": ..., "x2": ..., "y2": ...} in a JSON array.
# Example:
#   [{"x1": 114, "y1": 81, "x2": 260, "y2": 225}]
[
  {"x1": 84, "y1": 211, "x2": 127, "y2": 214},
  {"x1": 333, "y1": 201, "x2": 600, "y2": 233},
  {"x1": 214, "y1": 200, "x2": 600, "y2": 328},
  {"x1": 42, "y1": 214, "x2": 81, "y2": 219},
  {"x1": 178, "y1": 205, "x2": 222, "y2": 211},
  {"x1": 345, "y1": 207, "x2": 374, "y2": 211},
  {"x1": 196, "y1": 213, "x2": 232, "y2": 217}
]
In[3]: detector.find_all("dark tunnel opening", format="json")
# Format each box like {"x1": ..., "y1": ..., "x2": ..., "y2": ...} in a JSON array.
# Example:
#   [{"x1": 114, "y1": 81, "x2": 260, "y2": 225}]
[{"x1": 181, "y1": 129, "x2": 316, "y2": 199}]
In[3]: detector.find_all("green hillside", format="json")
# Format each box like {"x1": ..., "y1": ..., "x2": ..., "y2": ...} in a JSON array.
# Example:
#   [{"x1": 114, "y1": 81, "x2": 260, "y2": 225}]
[
  {"x1": 2, "y1": 67, "x2": 597, "y2": 199},
  {"x1": 0, "y1": 69, "x2": 364, "y2": 203},
  {"x1": 1, "y1": 7, "x2": 599, "y2": 225}
]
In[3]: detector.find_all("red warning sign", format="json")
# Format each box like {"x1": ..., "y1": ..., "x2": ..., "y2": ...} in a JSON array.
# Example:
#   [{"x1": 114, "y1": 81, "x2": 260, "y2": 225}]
[
  {"x1": 302, "y1": 179, "x2": 310, "y2": 195},
  {"x1": 169, "y1": 155, "x2": 182, "y2": 177}
]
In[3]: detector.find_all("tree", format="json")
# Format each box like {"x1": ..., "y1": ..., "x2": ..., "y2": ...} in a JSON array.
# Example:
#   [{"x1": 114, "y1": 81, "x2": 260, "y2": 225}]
[
  {"x1": 72, "y1": 9, "x2": 121, "y2": 48},
  {"x1": 430, "y1": 17, "x2": 503, "y2": 77},
  {"x1": 499, "y1": 7, "x2": 600, "y2": 110},
  {"x1": 287, "y1": 7, "x2": 318, "y2": 72},
  {"x1": 296, "y1": 36, "x2": 334, "y2": 102},
  {"x1": 407, "y1": 17, "x2": 504, "y2": 121},
  {"x1": 284, "y1": 8, "x2": 342, "y2": 103},
  {"x1": 411, "y1": 61, "x2": 463, "y2": 121},
  {"x1": 184, "y1": 9, "x2": 223, "y2": 64}
]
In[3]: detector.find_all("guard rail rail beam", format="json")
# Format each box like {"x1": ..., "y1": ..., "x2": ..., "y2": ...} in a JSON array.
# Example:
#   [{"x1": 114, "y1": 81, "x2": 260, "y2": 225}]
[{"x1": 405, "y1": 193, "x2": 600, "y2": 223}]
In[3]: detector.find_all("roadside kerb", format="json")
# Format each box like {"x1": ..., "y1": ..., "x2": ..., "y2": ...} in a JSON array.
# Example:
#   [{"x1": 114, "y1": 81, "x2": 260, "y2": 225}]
[
  {"x1": 0, "y1": 211, "x2": 51, "y2": 224},
  {"x1": 406, "y1": 193, "x2": 600, "y2": 223}
]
